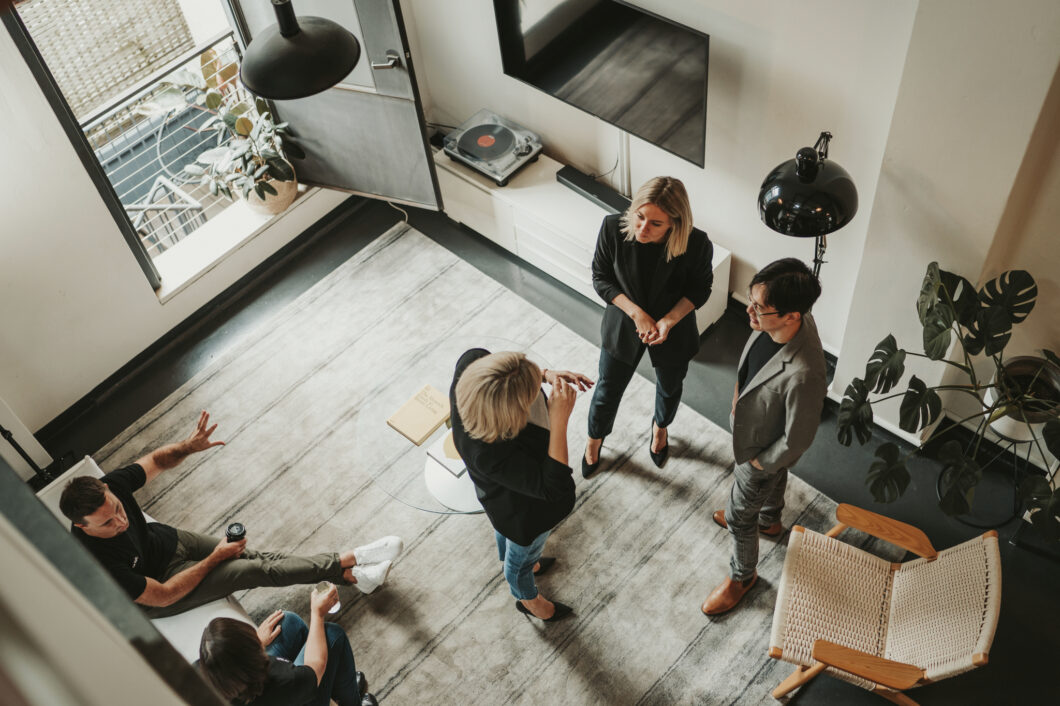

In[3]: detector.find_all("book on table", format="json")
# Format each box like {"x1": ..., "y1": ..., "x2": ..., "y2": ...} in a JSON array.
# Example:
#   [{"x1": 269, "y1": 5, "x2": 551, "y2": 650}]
[
  {"x1": 426, "y1": 430, "x2": 466, "y2": 478},
  {"x1": 387, "y1": 384, "x2": 450, "y2": 446}
]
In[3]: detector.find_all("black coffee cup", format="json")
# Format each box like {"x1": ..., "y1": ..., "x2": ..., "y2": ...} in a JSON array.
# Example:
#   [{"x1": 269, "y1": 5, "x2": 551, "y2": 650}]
[{"x1": 226, "y1": 522, "x2": 246, "y2": 543}]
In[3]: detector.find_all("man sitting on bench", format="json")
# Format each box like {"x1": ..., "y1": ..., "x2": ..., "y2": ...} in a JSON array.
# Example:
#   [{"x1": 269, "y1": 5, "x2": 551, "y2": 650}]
[{"x1": 59, "y1": 411, "x2": 403, "y2": 619}]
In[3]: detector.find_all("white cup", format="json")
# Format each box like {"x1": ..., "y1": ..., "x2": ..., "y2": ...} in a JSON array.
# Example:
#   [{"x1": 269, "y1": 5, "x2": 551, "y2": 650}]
[{"x1": 314, "y1": 580, "x2": 341, "y2": 614}]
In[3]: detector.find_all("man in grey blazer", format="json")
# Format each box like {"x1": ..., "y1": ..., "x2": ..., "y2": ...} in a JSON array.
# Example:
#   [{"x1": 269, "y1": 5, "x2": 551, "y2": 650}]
[{"x1": 701, "y1": 259, "x2": 827, "y2": 615}]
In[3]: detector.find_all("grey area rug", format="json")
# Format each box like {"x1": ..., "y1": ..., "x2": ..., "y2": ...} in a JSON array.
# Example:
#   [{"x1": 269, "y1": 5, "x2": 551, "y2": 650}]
[{"x1": 96, "y1": 224, "x2": 897, "y2": 705}]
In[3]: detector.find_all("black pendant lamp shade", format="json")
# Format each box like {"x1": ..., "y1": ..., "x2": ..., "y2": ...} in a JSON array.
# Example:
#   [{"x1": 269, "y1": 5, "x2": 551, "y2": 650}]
[
  {"x1": 240, "y1": 0, "x2": 361, "y2": 100},
  {"x1": 758, "y1": 132, "x2": 858, "y2": 237}
]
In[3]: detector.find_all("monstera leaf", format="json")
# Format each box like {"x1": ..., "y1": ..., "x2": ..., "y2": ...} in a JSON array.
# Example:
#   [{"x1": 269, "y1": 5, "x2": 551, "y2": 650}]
[
  {"x1": 864, "y1": 335, "x2": 906, "y2": 394},
  {"x1": 979, "y1": 270, "x2": 1037, "y2": 326},
  {"x1": 899, "y1": 376, "x2": 942, "y2": 433},
  {"x1": 937, "y1": 441, "x2": 983, "y2": 516},
  {"x1": 837, "y1": 379, "x2": 874, "y2": 446},
  {"x1": 1043, "y1": 420, "x2": 1060, "y2": 462},
  {"x1": 922, "y1": 308, "x2": 953, "y2": 360},
  {"x1": 917, "y1": 262, "x2": 944, "y2": 325},
  {"x1": 939, "y1": 269, "x2": 979, "y2": 329},
  {"x1": 962, "y1": 305, "x2": 1011, "y2": 357},
  {"x1": 866, "y1": 443, "x2": 910, "y2": 503}
]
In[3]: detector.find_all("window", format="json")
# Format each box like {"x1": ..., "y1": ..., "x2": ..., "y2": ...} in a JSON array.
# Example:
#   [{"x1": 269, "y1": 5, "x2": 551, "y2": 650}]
[{"x1": 9, "y1": 0, "x2": 244, "y2": 283}]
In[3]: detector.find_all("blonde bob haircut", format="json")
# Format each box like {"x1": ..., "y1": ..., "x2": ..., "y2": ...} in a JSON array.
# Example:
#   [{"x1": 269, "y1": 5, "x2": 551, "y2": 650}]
[
  {"x1": 619, "y1": 176, "x2": 694, "y2": 262},
  {"x1": 455, "y1": 352, "x2": 542, "y2": 443}
]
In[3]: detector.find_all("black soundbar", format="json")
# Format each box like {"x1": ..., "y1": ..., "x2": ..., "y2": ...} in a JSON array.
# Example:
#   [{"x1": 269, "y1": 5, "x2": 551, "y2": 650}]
[{"x1": 556, "y1": 165, "x2": 630, "y2": 214}]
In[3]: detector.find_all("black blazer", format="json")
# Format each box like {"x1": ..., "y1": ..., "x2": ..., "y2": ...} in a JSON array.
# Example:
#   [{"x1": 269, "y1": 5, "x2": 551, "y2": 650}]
[
  {"x1": 450, "y1": 349, "x2": 576, "y2": 545},
  {"x1": 592, "y1": 213, "x2": 714, "y2": 367}
]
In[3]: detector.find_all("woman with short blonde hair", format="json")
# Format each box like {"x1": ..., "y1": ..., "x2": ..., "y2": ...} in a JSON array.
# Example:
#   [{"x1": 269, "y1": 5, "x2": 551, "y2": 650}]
[
  {"x1": 450, "y1": 348, "x2": 592, "y2": 621},
  {"x1": 584, "y1": 176, "x2": 715, "y2": 476}
]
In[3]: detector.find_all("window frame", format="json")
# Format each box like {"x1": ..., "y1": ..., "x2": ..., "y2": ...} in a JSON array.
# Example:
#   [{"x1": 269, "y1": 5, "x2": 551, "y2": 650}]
[{"x1": 3, "y1": 8, "x2": 163, "y2": 289}]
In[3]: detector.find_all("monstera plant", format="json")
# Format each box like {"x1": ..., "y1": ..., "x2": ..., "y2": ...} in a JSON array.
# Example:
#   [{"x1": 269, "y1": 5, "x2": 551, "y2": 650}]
[{"x1": 836, "y1": 263, "x2": 1060, "y2": 541}]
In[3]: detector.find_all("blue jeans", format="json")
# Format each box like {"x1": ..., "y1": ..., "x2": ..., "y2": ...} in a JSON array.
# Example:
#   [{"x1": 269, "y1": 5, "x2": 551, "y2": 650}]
[
  {"x1": 495, "y1": 530, "x2": 550, "y2": 600},
  {"x1": 266, "y1": 612, "x2": 361, "y2": 706},
  {"x1": 587, "y1": 348, "x2": 689, "y2": 439}
]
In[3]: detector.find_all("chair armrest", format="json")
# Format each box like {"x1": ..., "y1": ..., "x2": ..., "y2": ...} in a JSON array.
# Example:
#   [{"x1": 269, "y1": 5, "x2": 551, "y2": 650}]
[
  {"x1": 835, "y1": 504, "x2": 937, "y2": 560},
  {"x1": 812, "y1": 640, "x2": 924, "y2": 690}
]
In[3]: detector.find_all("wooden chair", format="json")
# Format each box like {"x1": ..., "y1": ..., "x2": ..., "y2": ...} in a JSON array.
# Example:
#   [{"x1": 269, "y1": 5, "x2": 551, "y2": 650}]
[{"x1": 767, "y1": 504, "x2": 1001, "y2": 704}]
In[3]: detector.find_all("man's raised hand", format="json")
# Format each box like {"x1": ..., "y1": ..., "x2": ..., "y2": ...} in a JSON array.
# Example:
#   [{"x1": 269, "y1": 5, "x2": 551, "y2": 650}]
[{"x1": 187, "y1": 410, "x2": 225, "y2": 452}]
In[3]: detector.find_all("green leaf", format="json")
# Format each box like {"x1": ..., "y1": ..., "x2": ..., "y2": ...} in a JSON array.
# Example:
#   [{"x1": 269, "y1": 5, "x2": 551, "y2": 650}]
[
  {"x1": 222, "y1": 112, "x2": 238, "y2": 130},
  {"x1": 261, "y1": 149, "x2": 281, "y2": 161},
  {"x1": 229, "y1": 101, "x2": 251, "y2": 116},
  {"x1": 243, "y1": 183, "x2": 253, "y2": 200},
  {"x1": 866, "y1": 443, "x2": 910, "y2": 503},
  {"x1": 209, "y1": 180, "x2": 219, "y2": 197},
  {"x1": 1042, "y1": 420, "x2": 1060, "y2": 462},
  {"x1": 254, "y1": 164, "x2": 269, "y2": 180},
  {"x1": 1029, "y1": 490, "x2": 1060, "y2": 543},
  {"x1": 255, "y1": 97, "x2": 268, "y2": 115},
  {"x1": 922, "y1": 309, "x2": 952, "y2": 360},
  {"x1": 899, "y1": 376, "x2": 942, "y2": 433},
  {"x1": 864, "y1": 334, "x2": 906, "y2": 394},
  {"x1": 937, "y1": 441, "x2": 982, "y2": 516},
  {"x1": 259, "y1": 181, "x2": 278, "y2": 196},
  {"x1": 182, "y1": 164, "x2": 205, "y2": 176},
  {"x1": 234, "y1": 116, "x2": 253, "y2": 136},
  {"x1": 254, "y1": 182, "x2": 266, "y2": 199},
  {"x1": 939, "y1": 269, "x2": 978, "y2": 329},
  {"x1": 962, "y1": 305, "x2": 1011, "y2": 357},
  {"x1": 917, "y1": 262, "x2": 942, "y2": 325},
  {"x1": 979, "y1": 270, "x2": 1037, "y2": 326},
  {"x1": 837, "y1": 379, "x2": 874, "y2": 446},
  {"x1": 1020, "y1": 475, "x2": 1052, "y2": 503},
  {"x1": 266, "y1": 158, "x2": 294, "y2": 181},
  {"x1": 205, "y1": 90, "x2": 223, "y2": 111}
]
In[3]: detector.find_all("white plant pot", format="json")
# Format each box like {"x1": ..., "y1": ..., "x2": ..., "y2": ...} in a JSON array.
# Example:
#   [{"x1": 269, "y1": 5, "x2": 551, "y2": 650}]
[{"x1": 245, "y1": 172, "x2": 298, "y2": 215}]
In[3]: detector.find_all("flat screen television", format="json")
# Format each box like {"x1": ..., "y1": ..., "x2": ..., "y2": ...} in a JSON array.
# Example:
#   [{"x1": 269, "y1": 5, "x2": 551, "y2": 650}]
[{"x1": 494, "y1": 0, "x2": 709, "y2": 167}]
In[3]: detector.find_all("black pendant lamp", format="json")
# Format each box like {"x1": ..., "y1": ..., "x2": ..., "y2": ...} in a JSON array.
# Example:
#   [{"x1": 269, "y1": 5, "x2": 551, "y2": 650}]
[
  {"x1": 757, "y1": 132, "x2": 858, "y2": 276},
  {"x1": 240, "y1": 0, "x2": 361, "y2": 100}
]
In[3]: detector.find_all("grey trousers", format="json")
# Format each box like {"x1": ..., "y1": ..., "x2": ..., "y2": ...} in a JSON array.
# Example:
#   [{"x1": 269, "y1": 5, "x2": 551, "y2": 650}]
[
  {"x1": 144, "y1": 529, "x2": 344, "y2": 619},
  {"x1": 725, "y1": 460, "x2": 788, "y2": 581}
]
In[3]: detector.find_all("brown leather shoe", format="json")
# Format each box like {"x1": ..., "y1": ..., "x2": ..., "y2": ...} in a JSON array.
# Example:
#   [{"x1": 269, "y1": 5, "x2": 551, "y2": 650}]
[
  {"x1": 711, "y1": 509, "x2": 783, "y2": 537},
  {"x1": 701, "y1": 574, "x2": 758, "y2": 615}
]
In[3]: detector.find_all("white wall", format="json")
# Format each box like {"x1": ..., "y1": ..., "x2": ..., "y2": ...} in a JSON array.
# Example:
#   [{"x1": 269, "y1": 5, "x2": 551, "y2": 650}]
[
  {"x1": 0, "y1": 26, "x2": 350, "y2": 432},
  {"x1": 404, "y1": 0, "x2": 919, "y2": 356},
  {"x1": 831, "y1": 0, "x2": 1060, "y2": 433}
]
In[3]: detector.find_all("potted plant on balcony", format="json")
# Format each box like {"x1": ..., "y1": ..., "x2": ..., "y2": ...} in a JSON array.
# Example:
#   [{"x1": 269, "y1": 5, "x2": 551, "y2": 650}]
[
  {"x1": 836, "y1": 263, "x2": 1060, "y2": 541},
  {"x1": 182, "y1": 91, "x2": 306, "y2": 215}
]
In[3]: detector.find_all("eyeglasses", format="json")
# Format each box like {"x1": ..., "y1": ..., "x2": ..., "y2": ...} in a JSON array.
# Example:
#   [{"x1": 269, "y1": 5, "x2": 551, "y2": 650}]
[{"x1": 747, "y1": 289, "x2": 783, "y2": 317}]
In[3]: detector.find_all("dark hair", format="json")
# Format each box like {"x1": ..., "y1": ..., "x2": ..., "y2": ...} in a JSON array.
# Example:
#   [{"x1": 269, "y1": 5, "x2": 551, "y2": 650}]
[
  {"x1": 59, "y1": 476, "x2": 107, "y2": 525},
  {"x1": 751, "y1": 258, "x2": 822, "y2": 315},
  {"x1": 198, "y1": 618, "x2": 269, "y2": 701}
]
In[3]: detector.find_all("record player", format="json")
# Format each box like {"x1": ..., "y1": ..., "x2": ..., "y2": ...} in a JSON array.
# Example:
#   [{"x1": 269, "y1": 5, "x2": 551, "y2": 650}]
[{"x1": 442, "y1": 109, "x2": 543, "y2": 186}]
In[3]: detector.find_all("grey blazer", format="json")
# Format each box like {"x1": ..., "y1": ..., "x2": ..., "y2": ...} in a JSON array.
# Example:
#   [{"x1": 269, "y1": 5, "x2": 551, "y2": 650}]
[{"x1": 730, "y1": 313, "x2": 827, "y2": 473}]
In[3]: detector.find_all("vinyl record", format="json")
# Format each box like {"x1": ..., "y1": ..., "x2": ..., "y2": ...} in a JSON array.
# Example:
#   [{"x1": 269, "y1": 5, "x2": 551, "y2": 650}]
[{"x1": 457, "y1": 123, "x2": 515, "y2": 161}]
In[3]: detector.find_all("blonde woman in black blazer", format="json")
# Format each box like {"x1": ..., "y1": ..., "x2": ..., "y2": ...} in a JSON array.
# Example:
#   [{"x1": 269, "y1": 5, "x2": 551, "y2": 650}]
[
  {"x1": 583, "y1": 177, "x2": 714, "y2": 476},
  {"x1": 450, "y1": 348, "x2": 591, "y2": 621}
]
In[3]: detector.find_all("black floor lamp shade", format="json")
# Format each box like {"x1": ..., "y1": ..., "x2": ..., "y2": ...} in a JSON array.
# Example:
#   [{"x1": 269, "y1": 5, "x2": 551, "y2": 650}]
[
  {"x1": 758, "y1": 132, "x2": 858, "y2": 237},
  {"x1": 240, "y1": 0, "x2": 361, "y2": 100}
]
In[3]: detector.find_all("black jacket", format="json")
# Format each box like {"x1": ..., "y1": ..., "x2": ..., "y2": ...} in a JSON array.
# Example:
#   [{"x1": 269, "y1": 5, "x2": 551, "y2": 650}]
[
  {"x1": 450, "y1": 348, "x2": 576, "y2": 545},
  {"x1": 592, "y1": 213, "x2": 714, "y2": 366}
]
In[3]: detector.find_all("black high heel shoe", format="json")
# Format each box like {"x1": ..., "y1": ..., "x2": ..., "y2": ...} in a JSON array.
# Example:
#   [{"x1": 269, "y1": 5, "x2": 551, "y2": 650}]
[
  {"x1": 650, "y1": 420, "x2": 669, "y2": 467},
  {"x1": 516, "y1": 599, "x2": 574, "y2": 621},
  {"x1": 582, "y1": 438, "x2": 604, "y2": 478}
]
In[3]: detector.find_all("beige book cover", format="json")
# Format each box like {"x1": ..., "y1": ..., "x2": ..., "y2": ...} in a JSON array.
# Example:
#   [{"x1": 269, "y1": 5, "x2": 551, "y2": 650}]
[{"x1": 387, "y1": 384, "x2": 450, "y2": 445}]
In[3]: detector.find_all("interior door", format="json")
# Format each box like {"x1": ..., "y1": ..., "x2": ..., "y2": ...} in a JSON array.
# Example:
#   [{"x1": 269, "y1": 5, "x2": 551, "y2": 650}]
[{"x1": 225, "y1": 0, "x2": 441, "y2": 210}]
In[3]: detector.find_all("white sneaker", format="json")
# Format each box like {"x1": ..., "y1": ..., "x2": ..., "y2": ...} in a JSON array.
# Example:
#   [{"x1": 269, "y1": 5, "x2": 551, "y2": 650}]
[
  {"x1": 353, "y1": 536, "x2": 404, "y2": 566},
  {"x1": 350, "y1": 560, "x2": 392, "y2": 594}
]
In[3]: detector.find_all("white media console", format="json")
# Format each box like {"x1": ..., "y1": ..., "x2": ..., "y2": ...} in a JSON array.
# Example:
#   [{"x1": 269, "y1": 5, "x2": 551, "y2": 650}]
[{"x1": 434, "y1": 150, "x2": 732, "y2": 333}]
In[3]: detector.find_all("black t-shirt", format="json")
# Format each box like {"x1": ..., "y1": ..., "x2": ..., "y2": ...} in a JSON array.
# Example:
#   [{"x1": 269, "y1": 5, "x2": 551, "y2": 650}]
[
  {"x1": 72, "y1": 464, "x2": 178, "y2": 599},
  {"x1": 738, "y1": 333, "x2": 786, "y2": 392},
  {"x1": 632, "y1": 240, "x2": 666, "y2": 295},
  {"x1": 233, "y1": 658, "x2": 317, "y2": 706}
]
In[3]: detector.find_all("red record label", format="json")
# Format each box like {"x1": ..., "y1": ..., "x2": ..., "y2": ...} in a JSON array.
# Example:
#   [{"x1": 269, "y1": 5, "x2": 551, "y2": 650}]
[{"x1": 477, "y1": 135, "x2": 496, "y2": 148}]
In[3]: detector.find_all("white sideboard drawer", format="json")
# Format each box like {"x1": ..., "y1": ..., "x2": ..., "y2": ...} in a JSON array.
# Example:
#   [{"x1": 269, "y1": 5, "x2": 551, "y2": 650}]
[
  {"x1": 513, "y1": 210, "x2": 594, "y2": 266},
  {"x1": 515, "y1": 226, "x2": 599, "y2": 305},
  {"x1": 436, "y1": 165, "x2": 516, "y2": 252}
]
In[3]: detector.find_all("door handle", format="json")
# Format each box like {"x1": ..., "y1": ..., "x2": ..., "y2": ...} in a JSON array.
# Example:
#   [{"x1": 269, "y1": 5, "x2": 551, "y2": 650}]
[{"x1": 371, "y1": 51, "x2": 402, "y2": 70}]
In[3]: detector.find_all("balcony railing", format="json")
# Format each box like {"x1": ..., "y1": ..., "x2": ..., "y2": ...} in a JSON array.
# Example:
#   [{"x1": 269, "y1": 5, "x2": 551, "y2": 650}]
[{"x1": 80, "y1": 32, "x2": 249, "y2": 258}]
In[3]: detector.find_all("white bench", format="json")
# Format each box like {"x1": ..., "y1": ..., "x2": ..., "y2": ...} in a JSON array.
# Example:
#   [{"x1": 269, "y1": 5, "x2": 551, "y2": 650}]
[{"x1": 35, "y1": 456, "x2": 253, "y2": 662}]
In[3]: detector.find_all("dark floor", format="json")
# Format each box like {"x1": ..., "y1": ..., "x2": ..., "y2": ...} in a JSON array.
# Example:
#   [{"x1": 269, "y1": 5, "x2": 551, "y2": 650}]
[{"x1": 40, "y1": 199, "x2": 1057, "y2": 704}]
